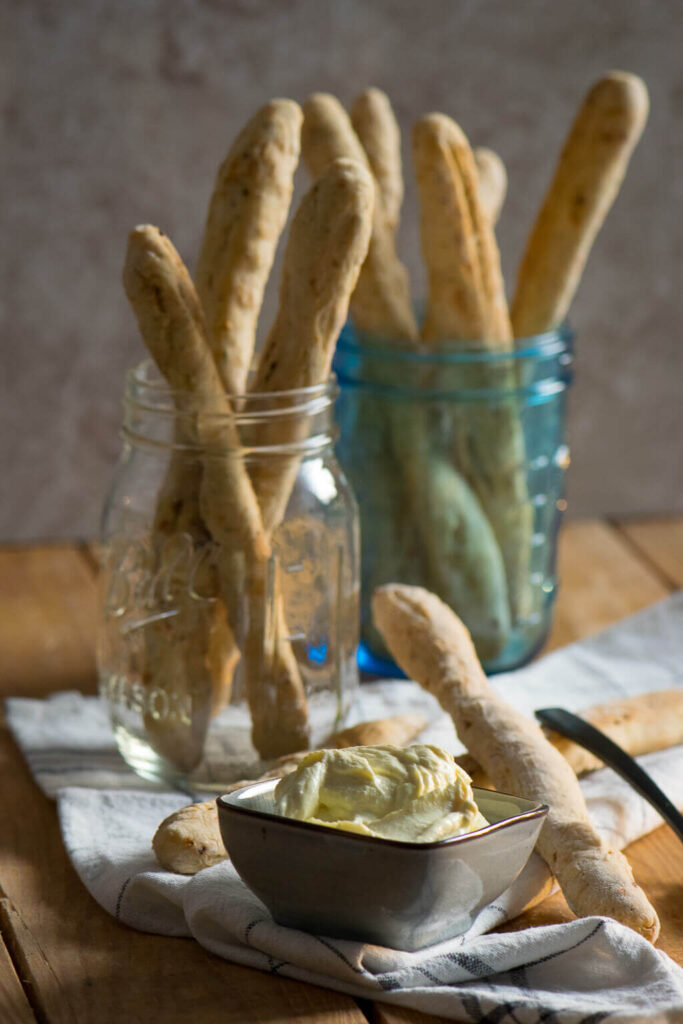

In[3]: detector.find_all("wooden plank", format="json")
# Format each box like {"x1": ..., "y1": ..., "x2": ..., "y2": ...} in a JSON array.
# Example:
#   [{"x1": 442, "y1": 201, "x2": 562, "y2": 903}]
[
  {"x1": 0, "y1": 544, "x2": 99, "y2": 698},
  {"x1": 543, "y1": 521, "x2": 669, "y2": 653},
  {"x1": 372, "y1": 1007, "x2": 445, "y2": 1024},
  {"x1": 0, "y1": 933, "x2": 36, "y2": 1024},
  {"x1": 0, "y1": 718, "x2": 366, "y2": 1024},
  {"x1": 617, "y1": 517, "x2": 683, "y2": 589}
]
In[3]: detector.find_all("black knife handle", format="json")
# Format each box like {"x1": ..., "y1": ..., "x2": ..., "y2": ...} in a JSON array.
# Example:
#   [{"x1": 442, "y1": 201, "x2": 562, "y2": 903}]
[{"x1": 535, "y1": 706, "x2": 683, "y2": 845}]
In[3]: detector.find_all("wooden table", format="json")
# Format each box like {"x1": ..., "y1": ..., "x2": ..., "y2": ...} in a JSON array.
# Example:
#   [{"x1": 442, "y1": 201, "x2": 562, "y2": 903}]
[{"x1": 1, "y1": 518, "x2": 682, "y2": 1023}]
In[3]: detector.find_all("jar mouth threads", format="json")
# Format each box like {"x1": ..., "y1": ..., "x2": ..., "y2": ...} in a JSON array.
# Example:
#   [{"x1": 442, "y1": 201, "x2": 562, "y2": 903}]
[
  {"x1": 122, "y1": 360, "x2": 340, "y2": 453},
  {"x1": 334, "y1": 322, "x2": 574, "y2": 403},
  {"x1": 125, "y1": 359, "x2": 339, "y2": 415}
]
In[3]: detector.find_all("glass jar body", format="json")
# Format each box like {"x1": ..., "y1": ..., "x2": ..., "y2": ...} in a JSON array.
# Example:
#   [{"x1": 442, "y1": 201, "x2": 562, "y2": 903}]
[
  {"x1": 333, "y1": 325, "x2": 573, "y2": 674},
  {"x1": 98, "y1": 365, "x2": 359, "y2": 789}
]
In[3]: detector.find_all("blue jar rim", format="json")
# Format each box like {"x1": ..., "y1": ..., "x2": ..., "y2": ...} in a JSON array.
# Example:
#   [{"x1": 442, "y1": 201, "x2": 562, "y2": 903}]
[{"x1": 336, "y1": 321, "x2": 574, "y2": 366}]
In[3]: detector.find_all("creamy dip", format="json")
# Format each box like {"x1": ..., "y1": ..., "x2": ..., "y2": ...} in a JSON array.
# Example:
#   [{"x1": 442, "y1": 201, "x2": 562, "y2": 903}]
[{"x1": 273, "y1": 743, "x2": 488, "y2": 842}]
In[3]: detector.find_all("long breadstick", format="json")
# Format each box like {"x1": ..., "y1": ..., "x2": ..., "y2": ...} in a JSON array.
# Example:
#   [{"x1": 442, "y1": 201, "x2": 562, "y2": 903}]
[
  {"x1": 151, "y1": 102, "x2": 301, "y2": 724},
  {"x1": 474, "y1": 146, "x2": 507, "y2": 225},
  {"x1": 249, "y1": 158, "x2": 374, "y2": 534},
  {"x1": 302, "y1": 92, "x2": 417, "y2": 341},
  {"x1": 310, "y1": 96, "x2": 510, "y2": 659},
  {"x1": 414, "y1": 113, "x2": 511, "y2": 348},
  {"x1": 153, "y1": 713, "x2": 428, "y2": 874},
  {"x1": 123, "y1": 225, "x2": 309, "y2": 760},
  {"x1": 413, "y1": 113, "x2": 532, "y2": 627},
  {"x1": 195, "y1": 99, "x2": 302, "y2": 395},
  {"x1": 372, "y1": 584, "x2": 660, "y2": 942},
  {"x1": 545, "y1": 689, "x2": 683, "y2": 775},
  {"x1": 511, "y1": 71, "x2": 649, "y2": 337},
  {"x1": 350, "y1": 87, "x2": 404, "y2": 235}
]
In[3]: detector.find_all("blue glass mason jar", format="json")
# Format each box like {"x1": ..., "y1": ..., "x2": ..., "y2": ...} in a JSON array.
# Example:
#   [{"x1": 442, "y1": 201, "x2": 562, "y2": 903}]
[{"x1": 333, "y1": 324, "x2": 573, "y2": 674}]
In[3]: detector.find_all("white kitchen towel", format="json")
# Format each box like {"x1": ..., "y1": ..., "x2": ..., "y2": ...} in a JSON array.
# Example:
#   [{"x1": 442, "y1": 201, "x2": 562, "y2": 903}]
[
  {"x1": 8, "y1": 590, "x2": 683, "y2": 798},
  {"x1": 6, "y1": 592, "x2": 683, "y2": 1021}
]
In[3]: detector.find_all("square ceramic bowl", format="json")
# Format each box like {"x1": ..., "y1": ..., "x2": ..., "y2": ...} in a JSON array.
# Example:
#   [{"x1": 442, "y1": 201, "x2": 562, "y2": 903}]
[{"x1": 216, "y1": 780, "x2": 547, "y2": 951}]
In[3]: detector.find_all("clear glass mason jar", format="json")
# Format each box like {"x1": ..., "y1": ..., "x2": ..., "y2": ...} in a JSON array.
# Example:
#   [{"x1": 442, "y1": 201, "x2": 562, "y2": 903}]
[
  {"x1": 333, "y1": 323, "x2": 574, "y2": 675},
  {"x1": 98, "y1": 361, "x2": 359, "y2": 790}
]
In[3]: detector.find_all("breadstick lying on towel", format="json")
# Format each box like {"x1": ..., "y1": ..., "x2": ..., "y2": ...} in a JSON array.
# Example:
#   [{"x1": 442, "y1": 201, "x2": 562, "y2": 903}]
[
  {"x1": 372, "y1": 583, "x2": 660, "y2": 942},
  {"x1": 544, "y1": 689, "x2": 683, "y2": 775},
  {"x1": 511, "y1": 71, "x2": 649, "y2": 337},
  {"x1": 153, "y1": 713, "x2": 428, "y2": 874}
]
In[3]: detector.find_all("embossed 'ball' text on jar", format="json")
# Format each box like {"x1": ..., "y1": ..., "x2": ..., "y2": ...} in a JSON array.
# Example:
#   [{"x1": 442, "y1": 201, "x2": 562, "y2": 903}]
[
  {"x1": 98, "y1": 362, "x2": 359, "y2": 790},
  {"x1": 333, "y1": 323, "x2": 574, "y2": 675}
]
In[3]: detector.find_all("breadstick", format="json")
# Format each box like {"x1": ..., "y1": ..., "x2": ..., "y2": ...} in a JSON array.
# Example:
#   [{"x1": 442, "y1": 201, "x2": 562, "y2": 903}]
[
  {"x1": 372, "y1": 584, "x2": 660, "y2": 942},
  {"x1": 153, "y1": 713, "x2": 428, "y2": 874},
  {"x1": 249, "y1": 157, "x2": 374, "y2": 533},
  {"x1": 457, "y1": 688, "x2": 683, "y2": 783},
  {"x1": 414, "y1": 113, "x2": 511, "y2": 348},
  {"x1": 474, "y1": 146, "x2": 507, "y2": 225},
  {"x1": 123, "y1": 225, "x2": 309, "y2": 760},
  {"x1": 413, "y1": 113, "x2": 532, "y2": 626},
  {"x1": 302, "y1": 92, "x2": 417, "y2": 341},
  {"x1": 511, "y1": 71, "x2": 649, "y2": 337},
  {"x1": 350, "y1": 87, "x2": 403, "y2": 235},
  {"x1": 195, "y1": 99, "x2": 301, "y2": 395},
  {"x1": 545, "y1": 689, "x2": 683, "y2": 775}
]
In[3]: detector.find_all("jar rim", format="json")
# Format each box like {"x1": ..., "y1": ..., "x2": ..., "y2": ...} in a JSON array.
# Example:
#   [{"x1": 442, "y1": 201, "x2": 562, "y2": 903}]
[
  {"x1": 125, "y1": 360, "x2": 339, "y2": 415},
  {"x1": 336, "y1": 321, "x2": 574, "y2": 365}
]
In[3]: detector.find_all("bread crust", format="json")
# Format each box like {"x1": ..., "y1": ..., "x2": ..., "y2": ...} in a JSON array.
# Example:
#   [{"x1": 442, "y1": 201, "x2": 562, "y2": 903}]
[
  {"x1": 123, "y1": 225, "x2": 309, "y2": 760},
  {"x1": 372, "y1": 583, "x2": 660, "y2": 942},
  {"x1": 153, "y1": 713, "x2": 428, "y2": 874},
  {"x1": 414, "y1": 113, "x2": 511, "y2": 347},
  {"x1": 249, "y1": 158, "x2": 374, "y2": 533},
  {"x1": 511, "y1": 71, "x2": 649, "y2": 337},
  {"x1": 474, "y1": 146, "x2": 507, "y2": 225},
  {"x1": 545, "y1": 689, "x2": 683, "y2": 775},
  {"x1": 351, "y1": 87, "x2": 403, "y2": 235},
  {"x1": 195, "y1": 99, "x2": 302, "y2": 394},
  {"x1": 302, "y1": 92, "x2": 417, "y2": 341}
]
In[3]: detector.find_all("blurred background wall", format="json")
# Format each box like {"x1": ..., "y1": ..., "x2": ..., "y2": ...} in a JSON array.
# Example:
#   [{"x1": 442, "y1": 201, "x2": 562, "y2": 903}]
[{"x1": 1, "y1": 0, "x2": 681, "y2": 540}]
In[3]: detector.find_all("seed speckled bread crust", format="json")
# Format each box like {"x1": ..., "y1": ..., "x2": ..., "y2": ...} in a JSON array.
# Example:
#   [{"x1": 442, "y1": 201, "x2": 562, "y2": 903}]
[
  {"x1": 302, "y1": 92, "x2": 417, "y2": 341},
  {"x1": 123, "y1": 225, "x2": 310, "y2": 760},
  {"x1": 249, "y1": 157, "x2": 374, "y2": 534},
  {"x1": 152, "y1": 713, "x2": 429, "y2": 874},
  {"x1": 372, "y1": 583, "x2": 660, "y2": 942},
  {"x1": 414, "y1": 113, "x2": 511, "y2": 347},
  {"x1": 511, "y1": 71, "x2": 649, "y2": 337},
  {"x1": 351, "y1": 87, "x2": 404, "y2": 236},
  {"x1": 544, "y1": 689, "x2": 683, "y2": 775},
  {"x1": 195, "y1": 99, "x2": 302, "y2": 395}
]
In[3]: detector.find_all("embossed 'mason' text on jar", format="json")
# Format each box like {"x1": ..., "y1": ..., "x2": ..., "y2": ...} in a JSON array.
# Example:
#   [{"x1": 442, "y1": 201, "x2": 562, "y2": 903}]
[{"x1": 98, "y1": 362, "x2": 360, "y2": 790}]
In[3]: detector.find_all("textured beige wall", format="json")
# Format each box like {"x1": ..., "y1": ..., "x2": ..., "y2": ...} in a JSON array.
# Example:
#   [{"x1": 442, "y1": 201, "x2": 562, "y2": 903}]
[{"x1": 1, "y1": 0, "x2": 681, "y2": 539}]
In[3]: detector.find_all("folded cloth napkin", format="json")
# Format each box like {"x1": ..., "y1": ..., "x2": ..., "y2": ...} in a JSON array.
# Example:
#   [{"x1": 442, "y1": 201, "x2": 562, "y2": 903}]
[{"x1": 7, "y1": 593, "x2": 683, "y2": 1022}]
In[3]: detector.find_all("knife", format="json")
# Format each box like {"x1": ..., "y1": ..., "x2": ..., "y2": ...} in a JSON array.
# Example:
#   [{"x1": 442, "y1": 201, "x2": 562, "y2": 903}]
[{"x1": 535, "y1": 706, "x2": 683, "y2": 845}]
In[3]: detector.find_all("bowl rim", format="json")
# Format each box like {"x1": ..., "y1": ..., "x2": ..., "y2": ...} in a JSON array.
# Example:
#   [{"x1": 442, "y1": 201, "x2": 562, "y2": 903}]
[{"x1": 216, "y1": 781, "x2": 548, "y2": 852}]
